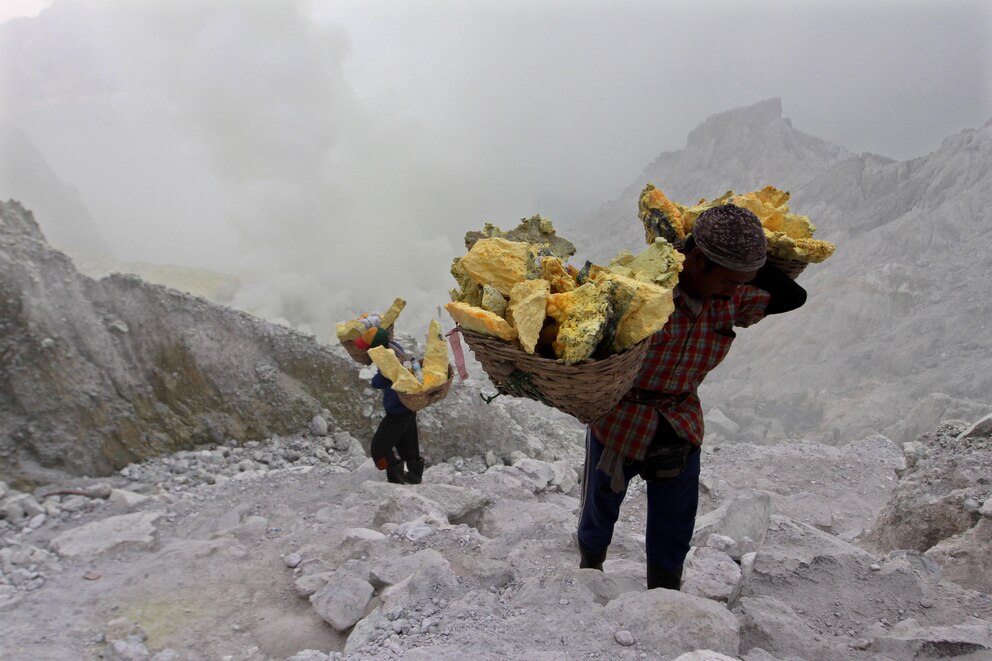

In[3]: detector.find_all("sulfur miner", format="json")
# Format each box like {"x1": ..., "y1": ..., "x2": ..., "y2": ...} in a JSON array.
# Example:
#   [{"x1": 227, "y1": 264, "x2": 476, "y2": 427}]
[
  {"x1": 576, "y1": 203, "x2": 814, "y2": 596},
  {"x1": 363, "y1": 319, "x2": 451, "y2": 485}
]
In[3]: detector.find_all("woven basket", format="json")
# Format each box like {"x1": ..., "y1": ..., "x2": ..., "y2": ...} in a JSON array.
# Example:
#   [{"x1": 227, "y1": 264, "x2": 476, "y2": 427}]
[
  {"x1": 766, "y1": 254, "x2": 808, "y2": 280},
  {"x1": 459, "y1": 330, "x2": 650, "y2": 424},
  {"x1": 340, "y1": 326, "x2": 394, "y2": 365},
  {"x1": 397, "y1": 365, "x2": 454, "y2": 412}
]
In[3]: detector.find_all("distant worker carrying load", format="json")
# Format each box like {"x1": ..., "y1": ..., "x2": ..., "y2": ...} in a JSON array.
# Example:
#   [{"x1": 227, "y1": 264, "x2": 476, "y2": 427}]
[
  {"x1": 336, "y1": 299, "x2": 453, "y2": 484},
  {"x1": 577, "y1": 197, "x2": 817, "y2": 591}
]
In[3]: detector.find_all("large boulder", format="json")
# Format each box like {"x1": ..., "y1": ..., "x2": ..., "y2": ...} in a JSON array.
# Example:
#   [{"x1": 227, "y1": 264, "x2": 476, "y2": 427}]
[{"x1": 867, "y1": 417, "x2": 992, "y2": 570}]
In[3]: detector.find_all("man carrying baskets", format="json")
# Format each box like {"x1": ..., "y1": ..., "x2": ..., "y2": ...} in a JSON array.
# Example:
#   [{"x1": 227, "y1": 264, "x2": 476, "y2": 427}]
[
  {"x1": 576, "y1": 204, "x2": 807, "y2": 590},
  {"x1": 368, "y1": 332, "x2": 427, "y2": 485}
]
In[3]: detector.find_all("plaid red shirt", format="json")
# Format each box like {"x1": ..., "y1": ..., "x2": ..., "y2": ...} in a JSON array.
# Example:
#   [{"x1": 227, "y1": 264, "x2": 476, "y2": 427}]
[{"x1": 591, "y1": 284, "x2": 771, "y2": 459}]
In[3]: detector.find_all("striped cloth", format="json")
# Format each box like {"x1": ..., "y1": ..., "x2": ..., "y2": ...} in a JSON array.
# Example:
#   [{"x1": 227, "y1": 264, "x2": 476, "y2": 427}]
[{"x1": 590, "y1": 284, "x2": 771, "y2": 460}]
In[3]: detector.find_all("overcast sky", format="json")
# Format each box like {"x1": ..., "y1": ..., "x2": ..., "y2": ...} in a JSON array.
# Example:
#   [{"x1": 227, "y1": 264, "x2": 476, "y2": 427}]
[{"x1": 1, "y1": 0, "x2": 990, "y2": 332}]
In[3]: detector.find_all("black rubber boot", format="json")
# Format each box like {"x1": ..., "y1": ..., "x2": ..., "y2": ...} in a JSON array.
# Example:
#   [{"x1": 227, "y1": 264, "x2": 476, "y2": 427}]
[
  {"x1": 578, "y1": 543, "x2": 607, "y2": 571},
  {"x1": 404, "y1": 457, "x2": 425, "y2": 485},
  {"x1": 385, "y1": 463, "x2": 406, "y2": 484},
  {"x1": 646, "y1": 563, "x2": 683, "y2": 590}
]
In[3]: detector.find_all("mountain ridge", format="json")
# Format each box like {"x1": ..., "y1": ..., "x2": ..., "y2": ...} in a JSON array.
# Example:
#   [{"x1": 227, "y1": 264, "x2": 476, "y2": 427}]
[{"x1": 568, "y1": 99, "x2": 992, "y2": 447}]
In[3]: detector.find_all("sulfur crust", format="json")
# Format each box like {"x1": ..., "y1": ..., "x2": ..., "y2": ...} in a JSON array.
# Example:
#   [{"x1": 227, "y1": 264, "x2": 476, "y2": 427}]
[
  {"x1": 421, "y1": 319, "x2": 450, "y2": 389},
  {"x1": 459, "y1": 237, "x2": 534, "y2": 296},
  {"x1": 507, "y1": 279, "x2": 550, "y2": 354},
  {"x1": 589, "y1": 269, "x2": 674, "y2": 352},
  {"x1": 546, "y1": 283, "x2": 610, "y2": 364},
  {"x1": 765, "y1": 232, "x2": 836, "y2": 263},
  {"x1": 607, "y1": 239, "x2": 684, "y2": 291},
  {"x1": 444, "y1": 301, "x2": 518, "y2": 342},
  {"x1": 380, "y1": 298, "x2": 407, "y2": 328},
  {"x1": 639, "y1": 185, "x2": 688, "y2": 244},
  {"x1": 541, "y1": 257, "x2": 577, "y2": 293},
  {"x1": 450, "y1": 259, "x2": 483, "y2": 306},
  {"x1": 335, "y1": 319, "x2": 365, "y2": 343},
  {"x1": 368, "y1": 347, "x2": 423, "y2": 394},
  {"x1": 480, "y1": 285, "x2": 508, "y2": 317}
]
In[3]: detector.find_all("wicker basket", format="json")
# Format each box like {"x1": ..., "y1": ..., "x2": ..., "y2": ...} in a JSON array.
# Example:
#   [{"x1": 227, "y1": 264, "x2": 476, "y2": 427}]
[
  {"x1": 397, "y1": 365, "x2": 454, "y2": 412},
  {"x1": 340, "y1": 326, "x2": 395, "y2": 365},
  {"x1": 459, "y1": 330, "x2": 650, "y2": 424},
  {"x1": 766, "y1": 254, "x2": 808, "y2": 280}
]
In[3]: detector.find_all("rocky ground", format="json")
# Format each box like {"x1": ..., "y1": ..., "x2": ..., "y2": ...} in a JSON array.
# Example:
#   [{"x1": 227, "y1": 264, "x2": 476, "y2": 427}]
[{"x1": 2, "y1": 402, "x2": 991, "y2": 660}]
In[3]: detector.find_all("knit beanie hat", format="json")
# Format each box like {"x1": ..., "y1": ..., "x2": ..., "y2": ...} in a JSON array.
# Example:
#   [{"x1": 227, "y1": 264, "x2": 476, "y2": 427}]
[
  {"x1": 692, "y1": 204, "x2": 767, "y2": 272},
  {"x1": 369, "y1": 326, "x2": 391, "y2": 349}
]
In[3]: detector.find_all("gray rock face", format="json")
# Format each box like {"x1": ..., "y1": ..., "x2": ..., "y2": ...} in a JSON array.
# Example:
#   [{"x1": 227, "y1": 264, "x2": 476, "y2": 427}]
[
  {"x1": 867, "y1": 416, "x2": 992, "y2": 592},
  {"x1": 0, "y1": 201, "x2": 373, "y2": 486}
]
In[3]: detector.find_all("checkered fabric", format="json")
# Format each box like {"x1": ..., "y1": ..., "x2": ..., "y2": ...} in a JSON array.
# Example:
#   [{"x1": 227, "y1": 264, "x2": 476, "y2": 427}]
[{"x1": 591, "y1": 284, "x2": 771, "y2": 460}]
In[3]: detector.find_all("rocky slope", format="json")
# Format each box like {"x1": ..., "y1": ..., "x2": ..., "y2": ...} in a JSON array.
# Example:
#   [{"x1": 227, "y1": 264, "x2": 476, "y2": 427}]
[
  {"x1": 1, "y1": 410, "x2": 990, "y2": 660},
  {"x1": 0, "y1": 200, "x2": 583, "y2": 488},
  {"x1": 566, "y1": 99, "x2": 992, "y2": 448}
]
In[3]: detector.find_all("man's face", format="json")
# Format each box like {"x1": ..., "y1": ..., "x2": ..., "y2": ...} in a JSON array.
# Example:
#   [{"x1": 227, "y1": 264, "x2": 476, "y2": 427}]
[{"x1": 681, "y1": 249, "x2": 757, "y2": 301}]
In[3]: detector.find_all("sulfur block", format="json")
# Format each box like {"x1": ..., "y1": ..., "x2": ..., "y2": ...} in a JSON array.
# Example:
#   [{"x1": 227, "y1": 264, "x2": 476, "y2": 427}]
[
  {"x1": 480, "y1": 285, "x2": 508, "y2": 317},
  {"x1": 459, "y1": 237, "x2": 533, "y2": 296},
  {"x1": 507, "y1": 279, "x2": 550, "y2": 354},
  {"x1": 368, "y1": 347, "x2": 423, "y2": 394},
  {"x1": 546, "y1": 283, "x2": 610, "y2": 365},
  {"x1": 592, "y1": 269, "x2": 674, "y2": 351},
  {"x1": 380, "y1": 298, "x2": 407, "y2": 328},
  {"x1": 422, "y1": 319, "x2": 450, "y2": 389},
  {"x1": 335, "y1": 319, "x2": 365, "y2": 342},
  {"x1": 444, "y1": 301, "x2": 518, "y2": 342},
  {"x1": 541, "y1": 256, "x2": 577, "y2": 293},
  {"x1": 639, "y1": 184, "x2": 689, "y2": 247},
  {"x1": 608, "y1": 239, "x2": 684, "y2": 291}
]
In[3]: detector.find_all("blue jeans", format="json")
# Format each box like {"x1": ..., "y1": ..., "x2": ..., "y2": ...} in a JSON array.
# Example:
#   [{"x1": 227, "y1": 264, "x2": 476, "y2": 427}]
[{"x1": 577, "y1": 427, "x2": 700, "y2": 571}]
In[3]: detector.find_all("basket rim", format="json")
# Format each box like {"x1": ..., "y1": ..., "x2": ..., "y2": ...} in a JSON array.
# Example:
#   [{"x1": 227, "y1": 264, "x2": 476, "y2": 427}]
[
  {"x1": 396, "y1": 364, "x2": 454, "y2": 411},
  {"x1": 457, "y1": 328, "x2": 650, "y2": 423}
]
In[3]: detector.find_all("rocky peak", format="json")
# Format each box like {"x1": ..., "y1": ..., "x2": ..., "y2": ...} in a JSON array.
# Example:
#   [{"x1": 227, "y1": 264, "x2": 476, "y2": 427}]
[
  {"x1": 685, "y1": 97, "x2": 786, "y2": 148},
  {"x1": 0, "y1": 199, "x2": 47, "y2": 245}
]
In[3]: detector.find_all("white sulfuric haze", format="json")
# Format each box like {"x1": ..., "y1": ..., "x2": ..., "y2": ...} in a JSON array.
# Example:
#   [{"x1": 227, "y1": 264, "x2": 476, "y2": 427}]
[{"x1": 1, "y1": 0, "x2": 990, "y2": 336}]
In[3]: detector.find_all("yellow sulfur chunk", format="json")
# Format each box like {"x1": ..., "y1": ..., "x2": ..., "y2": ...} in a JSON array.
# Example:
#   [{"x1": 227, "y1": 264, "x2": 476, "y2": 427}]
[
  {"x1": 450, "y1": 259, "x2": 483, "y2": 306},
  {"x1": 590, "y1": 269, "x2": 674, "y2": 351},
  {"x1": 639, "y1": 185, "x2": 688, "y2": 246},
  {"x1": 444, "y1": 301, "x2": 518, "y2": 342},
  {"x1": 608, "y1": 239, "x2": 684, "y2": 291},
  {"x1": 546, "y1": 283, "x2": 610, "y2": 365},
  {"x1": 422, "y1": 319, "x2": 450, "y2": 389},
  {"x1": 459, "y1": 237, "x2": 534, "y2": 296},
  {"x1": 480, "y1": 285, "x2": 508, "y2": 317},
  {"x1": 335, "y1": 319, "x2": 365, "y2": 343},
  {"x1": 752, "y1": 185, "x2": 790, "y2": 209},
  {"x1": 781, "y1": 213, "x2": 816, "y2": 240},
  {"x1": 541, "y1": 257, "x2": 577, "y2": 293},
  {"x1": 731, "y1": 187, "x2": 794, "y2": 234},
  {"x1": 367, "y1": 347, "x2": 423, "y2": 394},
  {"x1": 507, "y1": 279, "x2": 550, "y2": 354},
  {"x1": 380, "y1": 298, "x2": 407, "y2": 328},
  {"x1": 765, "y1": 232, "x2": 836, "y2": 263}
]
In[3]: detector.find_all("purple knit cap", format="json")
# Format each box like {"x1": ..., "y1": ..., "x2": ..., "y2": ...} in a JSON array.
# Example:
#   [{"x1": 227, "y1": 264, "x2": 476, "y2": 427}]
[{"x1": 692, "y1": 204, "x2": 767, "y2": 272}]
